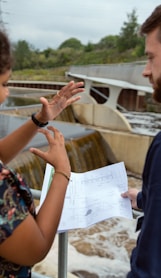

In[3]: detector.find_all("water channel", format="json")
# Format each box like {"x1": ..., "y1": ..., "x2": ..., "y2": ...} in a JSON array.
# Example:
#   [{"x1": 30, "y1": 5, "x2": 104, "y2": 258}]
[{"x1": 0, "y1": 90, "x2": 157, "y2": 278}]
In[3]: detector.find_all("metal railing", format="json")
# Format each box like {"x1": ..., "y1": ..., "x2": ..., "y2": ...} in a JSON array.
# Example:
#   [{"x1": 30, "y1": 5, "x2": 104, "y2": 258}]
[{"x1": 31, "y1": 189, "x2": 69, "y2": 278}]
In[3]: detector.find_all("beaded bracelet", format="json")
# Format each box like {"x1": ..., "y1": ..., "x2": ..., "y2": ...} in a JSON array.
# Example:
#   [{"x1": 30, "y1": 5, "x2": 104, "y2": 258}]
[{"x1": 55, "y1": 171, "x2": 70, "y2": 181}]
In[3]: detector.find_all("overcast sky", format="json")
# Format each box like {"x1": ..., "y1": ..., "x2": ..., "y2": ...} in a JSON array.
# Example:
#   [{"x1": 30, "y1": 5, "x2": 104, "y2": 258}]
[{"x1": 1, "y1": 0, "x2": 161, "y2": 50}]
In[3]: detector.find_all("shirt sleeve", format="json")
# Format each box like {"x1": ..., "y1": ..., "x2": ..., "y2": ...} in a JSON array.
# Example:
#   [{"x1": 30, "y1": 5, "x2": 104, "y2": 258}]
[{"x1": 137, "y1": 191, "x2": 143, "y2": 210}]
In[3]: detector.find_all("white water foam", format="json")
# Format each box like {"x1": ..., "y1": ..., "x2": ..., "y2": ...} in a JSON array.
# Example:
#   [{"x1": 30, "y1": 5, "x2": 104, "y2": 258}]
[{"x1": 33, "y1": 217, "x2": 139, "y2": 278}]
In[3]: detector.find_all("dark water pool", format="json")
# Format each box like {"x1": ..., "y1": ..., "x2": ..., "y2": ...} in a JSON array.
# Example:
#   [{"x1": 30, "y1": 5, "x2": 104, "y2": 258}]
[{"x1": 3, "y1": 96, "x2": 40, "y2": 107}]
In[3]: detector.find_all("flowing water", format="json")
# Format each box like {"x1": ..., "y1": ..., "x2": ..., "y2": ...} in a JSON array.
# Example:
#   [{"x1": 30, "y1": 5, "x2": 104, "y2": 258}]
[
  {"x1": 0, "y1": 93, "x2": 158, "y2": 278},
  {"x1": 33, "y1": 109, "x2": 158, "y2": 278},
  {"x1": 32, "y1": 175, "x2": 142, "y2": 278},
  {"x1": 122, "y1": 111, "x2": 161, "y2": 136},
  {"x1": 0, "y1": 114, "x2": 142, "y2": 278}
]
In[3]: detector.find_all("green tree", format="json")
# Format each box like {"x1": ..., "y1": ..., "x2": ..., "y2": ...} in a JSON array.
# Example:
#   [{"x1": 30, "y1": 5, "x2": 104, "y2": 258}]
[
  {"x1": 13, "y1": 40, "x2": 33, "y2": 70},
  {"x1": 132, "y1": 35, "x2": 145, "y2": 58},
  {"x1": 58, "y1": 38, "x2": 83, "y2": 50},
  {"x1": 84, "y1": 42, "x2": 95, "y2": 52},
  {"x1": 96, "y1": 35, "x2": 119, "y2": 50},
  {"x1": 43, "y1": 47, "x2": 54, "y2": 58},
  {"x1": 118, "y1": 9, "x2": 140, "y2": 52}
]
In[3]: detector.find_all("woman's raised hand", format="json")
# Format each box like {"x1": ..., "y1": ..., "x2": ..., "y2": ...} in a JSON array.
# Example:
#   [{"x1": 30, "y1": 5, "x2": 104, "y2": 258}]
[{"x1": 37, "y1": 80, "x2": 84, "y2": 123}]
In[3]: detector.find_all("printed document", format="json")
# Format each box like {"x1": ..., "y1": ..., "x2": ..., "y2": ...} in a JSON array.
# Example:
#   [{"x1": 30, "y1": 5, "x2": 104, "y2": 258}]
[{"x1": 40, "y1": 162, "x2": 133, "y2": 232}]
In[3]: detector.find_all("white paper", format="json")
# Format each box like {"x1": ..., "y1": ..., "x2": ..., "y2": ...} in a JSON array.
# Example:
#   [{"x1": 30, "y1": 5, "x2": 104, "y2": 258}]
[{"x1": 40, "y1": 162, "x2": 133, "y2": 232}]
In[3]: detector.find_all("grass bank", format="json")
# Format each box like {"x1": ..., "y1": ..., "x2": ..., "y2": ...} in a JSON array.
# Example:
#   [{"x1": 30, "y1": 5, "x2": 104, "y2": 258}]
[{"x1": 11, "y1": 67, "x2": 69, "y2": 82}]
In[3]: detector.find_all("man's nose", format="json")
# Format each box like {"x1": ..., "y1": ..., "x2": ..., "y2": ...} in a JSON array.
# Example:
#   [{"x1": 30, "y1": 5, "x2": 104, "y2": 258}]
[{"x1": 142, "y1": 63, "x2": 151, "y2": 78}]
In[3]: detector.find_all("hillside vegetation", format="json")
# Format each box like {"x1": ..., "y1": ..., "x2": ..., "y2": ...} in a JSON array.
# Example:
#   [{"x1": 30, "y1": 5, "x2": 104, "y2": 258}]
[{"x1": 11, "y1": 9, "x2": 146, "y2": 81}]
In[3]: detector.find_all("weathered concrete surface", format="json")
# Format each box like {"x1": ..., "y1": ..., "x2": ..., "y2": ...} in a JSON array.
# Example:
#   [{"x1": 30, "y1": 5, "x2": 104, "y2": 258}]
[
  {"x1": 89, "y1": 126, "x2": 153, "y2": 175},
  {"x1": 72, "y1": 103, "x2": 153, "y2": 175},
  {"x1": 73, "y1": 103, "x2": 132, "y2": 132}
]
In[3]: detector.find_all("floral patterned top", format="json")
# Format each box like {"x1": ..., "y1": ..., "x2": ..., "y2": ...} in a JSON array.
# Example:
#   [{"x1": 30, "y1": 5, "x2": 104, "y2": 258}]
[{"x1": 0, "y1": 161, "x2": 36, "y2": 278}]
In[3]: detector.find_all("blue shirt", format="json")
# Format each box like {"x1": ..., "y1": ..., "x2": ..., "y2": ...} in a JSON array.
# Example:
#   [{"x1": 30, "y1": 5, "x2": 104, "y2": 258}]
[{"x1": 127, "y1": 131, "x2": 161, "y2": 277}]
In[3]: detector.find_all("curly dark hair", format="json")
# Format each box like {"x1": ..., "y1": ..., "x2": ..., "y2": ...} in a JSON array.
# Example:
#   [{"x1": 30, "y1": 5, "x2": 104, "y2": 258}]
[
  {"x1": 140, "y1": 5, "x2": 161, "y2": 42},
  {"x1": 0, "y1": 29, "x2": 12, "y2": 74}
]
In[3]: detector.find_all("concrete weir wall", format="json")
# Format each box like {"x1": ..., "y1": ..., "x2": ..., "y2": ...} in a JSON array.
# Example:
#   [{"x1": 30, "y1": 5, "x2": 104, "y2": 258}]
[
  {"x1": 6, "y1": 71, "x2": 154, "y2": 176},
  {"x1": 66, "y1": 62, "x2": 155, "y2": 175},
  {"x1": 71, "y1": 102, "x2": 153, "y2": 175},
  {"x1": 90, "y1": 127, "x2": 153, "y2": 175}
]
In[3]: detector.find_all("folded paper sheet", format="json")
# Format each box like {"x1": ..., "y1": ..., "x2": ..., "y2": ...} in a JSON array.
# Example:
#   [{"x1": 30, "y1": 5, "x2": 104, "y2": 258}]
[{"x1": 40, "y1": 162, "x2": 133, "y2": 232}]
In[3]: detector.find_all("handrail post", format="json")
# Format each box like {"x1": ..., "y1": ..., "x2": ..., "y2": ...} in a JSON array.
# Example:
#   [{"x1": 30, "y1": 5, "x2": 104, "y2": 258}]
[{"x1": 58, "y1": 232, "x2": 68, "y2": 278}]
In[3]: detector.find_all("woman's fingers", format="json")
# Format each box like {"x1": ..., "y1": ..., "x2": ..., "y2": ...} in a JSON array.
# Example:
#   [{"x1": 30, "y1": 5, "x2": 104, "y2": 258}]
[
  {"x1": 56, "y1": 81, "x2": 84, "y2": 99},
  {"x1": 30, "y1": 126, "x2": 64, "y2": 158}
]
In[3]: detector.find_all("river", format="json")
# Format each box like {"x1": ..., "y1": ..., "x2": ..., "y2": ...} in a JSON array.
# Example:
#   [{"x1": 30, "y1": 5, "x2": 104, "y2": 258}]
[
  {"x1": 33, "y1": 111, "x2": 158, "y2": 278},
  {"x1": 32, "y1": 171, "x2": 142, "y2": 278},
  {"x1": 1, "y1": 94, "x2": 158, "y2": 278}
]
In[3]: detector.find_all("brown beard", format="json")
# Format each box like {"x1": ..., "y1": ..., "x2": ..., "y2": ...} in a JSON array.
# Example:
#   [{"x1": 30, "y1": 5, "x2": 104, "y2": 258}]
[{"x1": 153, "y1": 76, "x2": 161, "y2": 103}]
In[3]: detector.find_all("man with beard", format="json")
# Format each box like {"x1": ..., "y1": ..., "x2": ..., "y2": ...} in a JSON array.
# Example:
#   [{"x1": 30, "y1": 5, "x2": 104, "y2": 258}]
[{"x1": 121, "y1": 5, "x2": 161, "y2": 277}]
